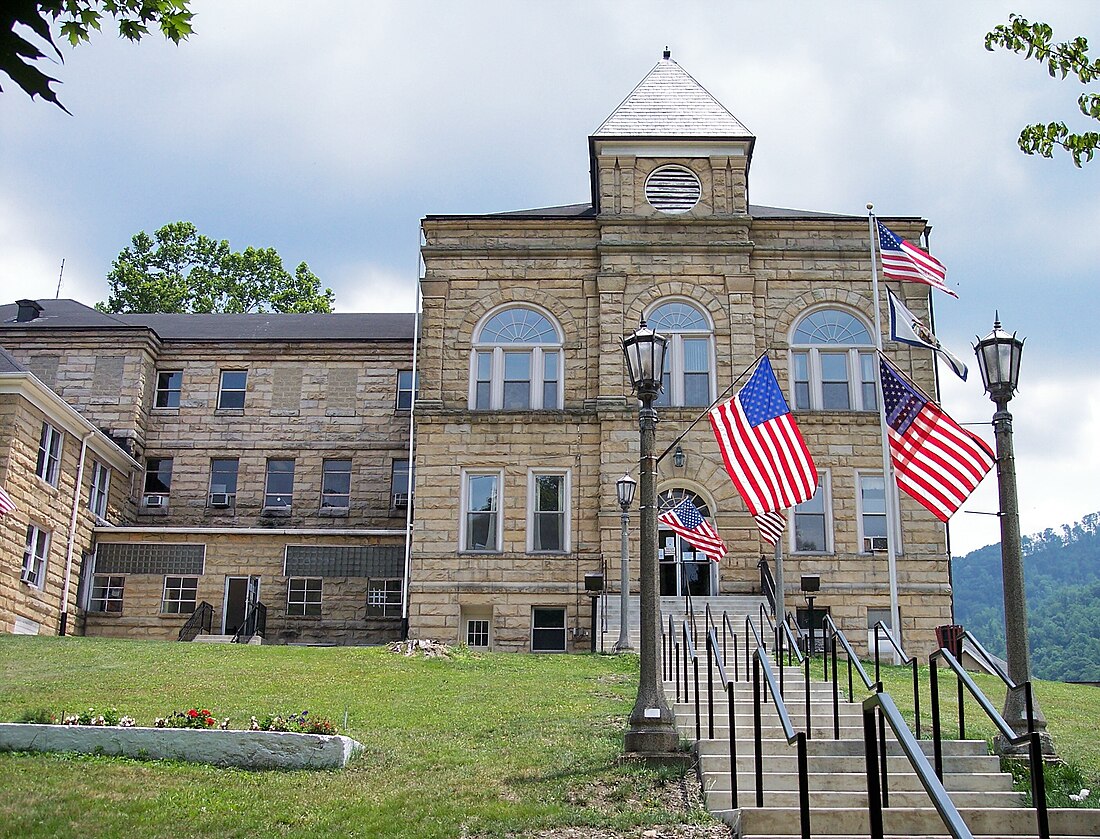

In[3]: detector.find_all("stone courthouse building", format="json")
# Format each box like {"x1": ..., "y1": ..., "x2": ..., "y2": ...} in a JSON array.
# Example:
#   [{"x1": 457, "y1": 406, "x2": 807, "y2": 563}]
[
  {"x1": 409, "y1": 53, "x2": 952, "y2": 654},
  {"x1": 2, "y1": 54, "x2": 954, "y2": 654}
]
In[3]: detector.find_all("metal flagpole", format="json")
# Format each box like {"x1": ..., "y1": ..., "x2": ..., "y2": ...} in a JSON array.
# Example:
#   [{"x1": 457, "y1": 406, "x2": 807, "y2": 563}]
[{"x1": 867, "y1": 205, "x2": 902, "y2": 663}]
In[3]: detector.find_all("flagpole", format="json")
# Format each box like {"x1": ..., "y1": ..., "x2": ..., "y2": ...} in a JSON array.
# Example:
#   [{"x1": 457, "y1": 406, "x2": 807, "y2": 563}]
[{"x1": 868, "y1": 205, "x2": 903, "y2": 663}]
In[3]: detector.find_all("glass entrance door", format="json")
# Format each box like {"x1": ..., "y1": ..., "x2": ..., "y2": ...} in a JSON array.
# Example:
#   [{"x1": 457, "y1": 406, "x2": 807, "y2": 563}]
[{"x1": 657, "y1": 489, "x2": 717, "y2": 596}]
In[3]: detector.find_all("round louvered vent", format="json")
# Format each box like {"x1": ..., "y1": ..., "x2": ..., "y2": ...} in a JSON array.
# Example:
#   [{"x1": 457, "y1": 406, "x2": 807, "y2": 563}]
[{"x1": 644, "y1": 165, "x2": 701, "y2": 214}]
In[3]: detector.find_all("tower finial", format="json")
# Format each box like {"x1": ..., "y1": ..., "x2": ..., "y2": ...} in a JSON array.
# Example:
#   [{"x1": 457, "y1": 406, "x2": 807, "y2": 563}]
[{"x1": 663, "y1": 46, "x2": 670, "y2": 60}]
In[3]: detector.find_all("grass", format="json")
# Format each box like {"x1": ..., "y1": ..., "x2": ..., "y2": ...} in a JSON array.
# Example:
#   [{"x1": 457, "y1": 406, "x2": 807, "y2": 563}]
[{"x1": 0, "y1": 637, "x2": 713, "y2": 839}]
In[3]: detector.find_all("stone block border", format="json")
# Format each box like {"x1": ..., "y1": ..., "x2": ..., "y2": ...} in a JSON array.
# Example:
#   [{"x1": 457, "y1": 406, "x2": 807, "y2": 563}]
[{"x1": 0, "y1": 723, "x2": 363, "y2": 770}]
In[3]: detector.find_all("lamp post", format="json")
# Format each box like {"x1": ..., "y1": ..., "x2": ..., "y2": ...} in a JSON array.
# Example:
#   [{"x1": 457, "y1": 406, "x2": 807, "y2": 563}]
[
  {"x1": 621, "y1": 321, "x2": 678, "y2": 755},
  {"x1": 613, "y1": 473, "x2": 637, "y2": 653},
  {"x1": 973, "y1": 317, "x2": 1053, "y2": 754}
]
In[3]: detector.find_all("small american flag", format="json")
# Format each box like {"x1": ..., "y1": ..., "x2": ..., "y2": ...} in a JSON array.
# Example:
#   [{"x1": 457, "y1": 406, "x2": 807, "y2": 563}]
[
  {"x1": 0, "y1": 485, "x2": 16, "y2": 516},
  {"x1": 877, "y1": 221, "x2": 956, "y2": 297},
  {"x1": 880, "y1": 359, "x2": 994, "y2": 522},
  {"x1": 658, "y1": 497, "x2": 727, "y2": 562},
  {"x1": 709, "y1": 355, "x2": 817, "y2": 516},
  {"x1": 753, "y1": 510, "x2": 787, "y2": 545}
]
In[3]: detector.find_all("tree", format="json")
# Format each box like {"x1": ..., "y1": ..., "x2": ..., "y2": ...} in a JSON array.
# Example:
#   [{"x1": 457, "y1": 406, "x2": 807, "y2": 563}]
[
  {"x1": 1, "y1": 1, "x2": 194, "y2": 112},
  {"x1": 986, "y1": 14, "x2": 1100, "y2": 166},
  {"x1": 98, "y1": 222, "x2": 336, "y2": 314}
]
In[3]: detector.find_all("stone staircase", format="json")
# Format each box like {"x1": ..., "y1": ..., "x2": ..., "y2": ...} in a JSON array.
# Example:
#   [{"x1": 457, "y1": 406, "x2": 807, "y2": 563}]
[
  {"x1": 599, "y1": 593, "x2": 766, "y2": 654},
  {"x1": 191, "y1": 633, "x2": 262, "y2": 644},
  {"x1": 662, "y1": 629, "x2": 1100, "y2": 838}
]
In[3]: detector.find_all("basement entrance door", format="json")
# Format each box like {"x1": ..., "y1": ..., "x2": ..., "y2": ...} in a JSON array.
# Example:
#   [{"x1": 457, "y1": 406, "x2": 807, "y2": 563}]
[
  {"x1": 223, "y1": 576, "x2": 260, "y2": 635},
  {"x1": 657, "y1": 489, "x2": 716, "y2": 597}
]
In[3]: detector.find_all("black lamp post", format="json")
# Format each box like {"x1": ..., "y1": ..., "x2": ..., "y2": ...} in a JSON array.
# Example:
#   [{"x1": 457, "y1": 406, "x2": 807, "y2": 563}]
[
  {"x1": 614, "y1": 473, "x2": 637, "y2": 653},
  {"x1": 621, "y1": 321, "x2": 678, "y2": 755},
  {"x1": 973, "y1": 317, "x2": 1052, "y2": 754}
]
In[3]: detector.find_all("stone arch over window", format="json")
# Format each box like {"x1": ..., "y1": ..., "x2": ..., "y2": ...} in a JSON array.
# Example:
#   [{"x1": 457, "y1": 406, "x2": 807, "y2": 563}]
[
  {"x1": 470, "y1": 305, "x2": 564, "y2": 410},
  {"x1": 644, "y1": 299, "x2": 716, "y2": 408},
  {"x1": 789, "y1": 307, "x2": 877, "y2": 412},
  {"x1": 657, "y1": 486, "x2": 720, "y2": 596}
]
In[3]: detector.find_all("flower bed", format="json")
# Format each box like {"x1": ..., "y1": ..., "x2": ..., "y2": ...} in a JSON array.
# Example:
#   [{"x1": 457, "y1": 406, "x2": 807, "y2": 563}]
[{"x1": 0, "y1": 723, "x2": 362, "y2": 770}]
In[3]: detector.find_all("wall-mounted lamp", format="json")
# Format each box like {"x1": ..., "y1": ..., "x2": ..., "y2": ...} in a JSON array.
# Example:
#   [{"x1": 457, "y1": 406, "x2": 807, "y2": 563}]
[{"x1": 673, "y1": 444, "x2": 685, "y2": 468}]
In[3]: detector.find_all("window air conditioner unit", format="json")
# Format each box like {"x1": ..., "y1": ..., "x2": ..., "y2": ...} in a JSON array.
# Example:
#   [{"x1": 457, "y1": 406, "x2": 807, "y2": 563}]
[
  {"x1": 392, "y1": 493, "x2": 409, "y2": 509},
  {"x1": 209, "y1": 493, "x2": 233, "y2": 508},
  {"x1": 20, "y1": 568, "x2": 35, "y2": 585},
  {"x1": 863, "y1": 536, "x2": 888, "y2": 553},
  {"x1": 143, "y1": 493, "x2": 166, "y2": 508}
]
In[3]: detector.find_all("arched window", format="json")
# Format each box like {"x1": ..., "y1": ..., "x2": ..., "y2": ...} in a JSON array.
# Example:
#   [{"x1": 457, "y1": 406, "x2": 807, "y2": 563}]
[
  {"x1": 470, "y1": 307, "x2": 563, "y2": 410},
  {"x1": 790, "y1": 308, "x2": 877, "y2": 411},
  {"x1": 647, "y1": 301, "x2": 714, "y2": 408},
  {"x1": 657, "y1": 488, "x2": 717, "y2": 596}
]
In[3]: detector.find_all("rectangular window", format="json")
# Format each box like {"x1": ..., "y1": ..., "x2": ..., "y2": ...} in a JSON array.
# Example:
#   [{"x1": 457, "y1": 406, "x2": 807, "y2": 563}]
[
  {"x1": 682, "y1": 338, "x2": 711, "y2": 407},
  {"x1": 531, "y1": 607, "x2": 566, "y2": 652},
  {"x1": 21, "y1": 524, "x2": 50, "y2": 588},
  {"x1": 155, "y1": 370, "x2": 182, "y2": 408},
  {"x1": 321, "y1": 458, "x2": 352, "y2": 509},
  {"x1": 792, "y1": 352, "x2": 811, "y2": 410},
  {"x1": 88, "y1": 460, "x2": 110, "y2": 518},
  {"x1": 529, "y1": 471, "x2": 567, "y2": 552},
  {"x1": 859, "y1": 474, "x2": 888, "y2": 553},
  {"x1": 90, "y1": 575, "x2": 124, "y2": 613},
  {"x1": 860, "y1": 353, "x2": 877, "y2": 411},
  {"x1": 161, "y1": 576, "x2": 198, "y2": 614},
  {"x1": 391, "y1": 459, "x2": 411, "y2": 509},
  {"x1": 503, "y1": 352, "x2": 531, "y2": 409},
  {"x1": 820, "y1": 352, "x2": 851, "y2": 410},
  {"x1": 366, "y1": 578, "x2": 402, "y2": 617},
  {"x1": 542, "y1": 352, "x2": 559, "y2": 409},
  {"x1": 793, "y1": 475, "x2": 829, "y2": 553},
  {"x1": 209, "y1": 458, "x2": 239, "y2": 506},
  {"x1": 218, "y1": 369, "x2": 248, "y2": 409},
  {"x1": 474, "y1": 352, "x2": 492, "y2": 410},
  {"x1": 867, "y1": 607, "x2": 901, "y2": 650},
  {"x1": 264, "y1": 459, "x2": 295, "y2": 509},
  {"x1": 287, "y1": 577, "x2": 322, "y2": 617},
  {"x1": 143, "y1": 457, "x2": 172, "y2": 505},
  {"x1": 463, "y1": 472, "x2": 500, "y2": 551},
  {"x1": 466, "y1": 619, "x2": 489, "y2": 648},
  {"x1": 35, "y1": 422, "x2": 63, "y2": 486},
  {"x1": 396, "y1": 370, "x2": 418, "y2": 410}
]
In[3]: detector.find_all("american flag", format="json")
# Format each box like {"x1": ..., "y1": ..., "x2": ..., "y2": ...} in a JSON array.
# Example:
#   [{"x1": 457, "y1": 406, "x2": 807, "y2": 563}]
[
  {"x1": 877, "y1": 221, "x2": 956, "y2": 298},
  {"x1": 753, "y1": 510, "x2": 787, "y2": 545},
  {"x1": 658, "y1": 496, "x2": 727, "y2": 562},
  {"x1": 880, "y1": 359, "x2": 995, "y2": 522},
  {"x1": 0, "y1": 485, "x2": 15, "y2": 516},
  {"x1": 709, "y1": 355, "x2": 817, "y2": 516}
]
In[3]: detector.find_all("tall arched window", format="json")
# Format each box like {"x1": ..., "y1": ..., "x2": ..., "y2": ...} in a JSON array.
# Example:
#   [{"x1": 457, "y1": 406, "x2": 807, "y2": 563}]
[
  {"x1": 470, "y1": 307, "x2": 563, "y2": 410},
  {"x1": 790, "y1": 308, "x2": 877, "y2": 411},
  {"x1": 647, "y1": 301, "x2": 714, "y2": 408}
]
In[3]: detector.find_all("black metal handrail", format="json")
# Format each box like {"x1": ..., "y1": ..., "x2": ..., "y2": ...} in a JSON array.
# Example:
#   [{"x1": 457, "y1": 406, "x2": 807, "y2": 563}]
[
  {"x1": 705, "y1": 625, "x2": 739, "y2": 808},
  {"x1": 177, "y1": 600, "x2": 213, "y2": 642},
  {"x1": 872, "y1": 621, "x2": 922, "y2": 739},
  {"x1": 746, "y1": 614, "x2": 810, "y2": 839},
  {"x1": 821, "y1": 614, "x2": 877, "y2": 742},
  {"x1": 862, "y1": 691, "x2": 973, "y2": 839},
  {"x1": 232, "y1": 601, "x2": 267, "y2": 644},
  {"x1": 721, "y1": 611, "x2": 739, "y2": 683},
  {"x1": 930, "y1": 646, "x2": 1049, "y2": 839},
  {"x1": 682, "y1": 620, "x2": 701, "y2": 742},
  {"x1": 758, "y1": 555, "x2": 776, "y2": 614}
]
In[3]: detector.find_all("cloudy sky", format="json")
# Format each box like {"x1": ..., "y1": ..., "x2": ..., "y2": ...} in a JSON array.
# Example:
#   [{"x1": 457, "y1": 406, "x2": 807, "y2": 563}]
[{"x1": 2, "y1": 1, "x2": 1097, "y2": 554}]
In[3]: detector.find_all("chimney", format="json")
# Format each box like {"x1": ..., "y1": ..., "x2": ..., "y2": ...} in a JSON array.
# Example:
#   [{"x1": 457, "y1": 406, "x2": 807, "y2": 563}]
[{"x1": 16, "y1": 300, "x2": 43, "y2": 323}]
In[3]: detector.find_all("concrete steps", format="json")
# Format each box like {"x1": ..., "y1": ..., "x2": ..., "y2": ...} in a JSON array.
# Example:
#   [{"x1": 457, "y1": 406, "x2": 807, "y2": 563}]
[{"x1": 661, "y1": 609, "x2": 1100, "y2": 838}]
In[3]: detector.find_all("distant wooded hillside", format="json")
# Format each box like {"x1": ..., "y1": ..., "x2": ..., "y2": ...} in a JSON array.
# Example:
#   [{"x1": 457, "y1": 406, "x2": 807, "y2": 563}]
[{"x1": 952, "y1": 513, "x2": 1100, "y2": 683}]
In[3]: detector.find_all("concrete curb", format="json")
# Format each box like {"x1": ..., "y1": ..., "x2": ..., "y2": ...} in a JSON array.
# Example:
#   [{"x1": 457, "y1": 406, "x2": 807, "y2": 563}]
[{"x1": 0, "y1": 723, "x2": 363, "y2": 770}]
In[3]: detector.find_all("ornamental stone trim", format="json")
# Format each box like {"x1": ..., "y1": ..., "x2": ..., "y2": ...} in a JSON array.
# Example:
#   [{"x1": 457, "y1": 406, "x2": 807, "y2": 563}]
[{"x1": 0, "y1": 723, "x2": 362, "y2": 770}]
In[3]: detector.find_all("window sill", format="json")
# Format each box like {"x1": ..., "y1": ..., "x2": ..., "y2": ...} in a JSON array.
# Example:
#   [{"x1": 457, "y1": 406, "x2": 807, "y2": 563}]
[
  {"x1": 139, "y1": 506, "x2": 169, "y2": 517},
  {"x1": 151, "y1": 407, "x2": 180, "y2": 416},
  {"x1": 214, "y1": 408, "x2": 245, "y2": 416},
  {"x1": 285, "y1": 614, "x2": 323, "y2": 621},
  {"x1": 261, "y1": 507, "x2": 292, "y2": 518},
  {"x1": 319, "y1": 507, "x2": 349, "y2": 518}
]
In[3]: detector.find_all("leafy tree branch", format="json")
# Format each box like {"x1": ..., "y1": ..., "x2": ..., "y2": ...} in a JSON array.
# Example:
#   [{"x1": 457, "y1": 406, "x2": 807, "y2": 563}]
[{"x1": 985, "y1": 13, "x2": 1100, "y2": 166}]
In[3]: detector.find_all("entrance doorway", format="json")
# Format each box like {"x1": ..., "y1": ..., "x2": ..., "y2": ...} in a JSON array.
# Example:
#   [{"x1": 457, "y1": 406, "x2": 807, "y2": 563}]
[
  {"x1": 657, "y1": 489, "x2": 717, "y2": 596},
  {"x1": 223, "y1": 576, "x2": 260, "y2": 635}
]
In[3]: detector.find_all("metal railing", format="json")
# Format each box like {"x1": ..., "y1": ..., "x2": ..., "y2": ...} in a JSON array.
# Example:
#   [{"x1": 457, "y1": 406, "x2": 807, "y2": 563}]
[
  {"x1": 872, "y1": 621, "x2": 922, "y2": 739},
  {"x1": 758, "y1": 555, "x2": 776, "y2": 614},
  {"x1": 930, "y1": 636, "x2": 1049, "y2": 839},
  {"x1": 705, "y1": 624, "x2": 739, "y2": 809},
  {"x1": 862, "y1": 691, "x2": 974, "y2": 839},
  {"x1": 177, "y1": 601, "x2": 213, "y2": 642},
  {"x1": 232, "y1": 601, "x2": 267, "y2": 644}
]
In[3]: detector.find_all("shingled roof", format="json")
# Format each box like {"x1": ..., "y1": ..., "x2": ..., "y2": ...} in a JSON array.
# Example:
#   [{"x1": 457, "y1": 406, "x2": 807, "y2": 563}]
[{"x1": 592, "y1": 54, "x2": 753, "y2": 139}]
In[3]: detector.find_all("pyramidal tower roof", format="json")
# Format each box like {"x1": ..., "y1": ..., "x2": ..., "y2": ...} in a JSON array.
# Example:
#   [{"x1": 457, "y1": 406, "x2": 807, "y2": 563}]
[{"x1": 593, "y1": 50, "x2": 753, "y2": 138}]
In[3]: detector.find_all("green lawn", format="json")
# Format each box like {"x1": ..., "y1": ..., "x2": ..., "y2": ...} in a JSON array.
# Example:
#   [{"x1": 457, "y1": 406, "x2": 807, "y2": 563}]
[{"x1": 0, "y1": 637, "x2": 713, "y2": 839}]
